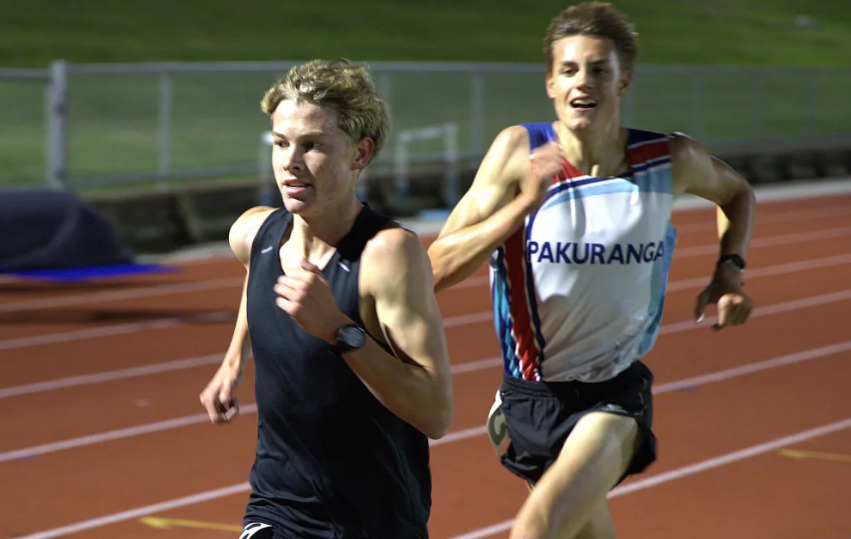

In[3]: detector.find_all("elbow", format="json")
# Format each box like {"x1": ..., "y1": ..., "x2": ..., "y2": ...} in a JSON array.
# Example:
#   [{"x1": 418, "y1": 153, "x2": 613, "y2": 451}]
[
  {"x1": 723, "y1": 182, "x2": 757, "y2": 226},
  {"x1": 732, "y1": 179, "x2": 756, "y2": 208},
  {"x1": 725, "y1": 173, "x2": 756, "y2": 210},
  {"x1": 422, "y1": 410, "x2": 453, "y2": 440},
  {"x1": 427, "y1": 245, "x2": 453, "y2": 294},
  {"x1": 743, "y1": 182, "x2": 757, "y2": 209},
  {"x1": 421, "y1": 390, "x2": 454, "y2": 440},
  {"x1": 431, "y1": 268, "x2": 453, "y2": 295}
]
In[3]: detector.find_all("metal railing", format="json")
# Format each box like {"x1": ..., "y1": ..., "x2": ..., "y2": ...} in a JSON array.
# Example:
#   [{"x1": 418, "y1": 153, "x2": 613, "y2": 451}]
[{"x1": 2, "y1": 60, "x2": 850, "y2": 190}]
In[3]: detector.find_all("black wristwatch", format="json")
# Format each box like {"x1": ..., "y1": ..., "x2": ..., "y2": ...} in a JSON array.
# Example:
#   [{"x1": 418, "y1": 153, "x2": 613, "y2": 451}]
[
  {"x1": 718, "y1": 254, "x2": 746, "y2": 272},
  {"x1": 331, "y1": 323, "x2": 367, "y2": 354}
]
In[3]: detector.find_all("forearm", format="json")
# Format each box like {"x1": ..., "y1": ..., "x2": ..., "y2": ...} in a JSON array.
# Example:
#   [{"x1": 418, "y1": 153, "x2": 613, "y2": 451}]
[
  {"x1": 337, "y1": 334, "x2": 452, "y2": 439},
  {"x1": 429, "y1": 193, "x2": 536, "y2": 292},
  {"x1": 717, "y1": 183, "x2": 756, "y2": 258}
]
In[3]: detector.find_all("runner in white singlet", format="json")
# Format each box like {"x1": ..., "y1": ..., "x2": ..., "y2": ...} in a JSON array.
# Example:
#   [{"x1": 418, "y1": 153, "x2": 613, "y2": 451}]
[{"x1": 428, "y1": 3, "x2": 756, "y2": 539}]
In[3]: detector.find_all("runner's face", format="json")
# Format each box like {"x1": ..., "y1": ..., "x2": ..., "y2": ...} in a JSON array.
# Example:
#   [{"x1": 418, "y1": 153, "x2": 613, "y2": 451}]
[
  {"x1": 546, "y1": 35, "x2": 631, "y2": 133},
  {"x1": 270, "y1": 100, "x2": 370, "y2": 216}
]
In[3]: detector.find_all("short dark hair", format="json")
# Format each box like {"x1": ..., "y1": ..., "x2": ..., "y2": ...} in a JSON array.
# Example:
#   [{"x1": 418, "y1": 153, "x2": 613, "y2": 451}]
[{"x1": 543, "y1": 2, "x2": 639, "y2": 73}]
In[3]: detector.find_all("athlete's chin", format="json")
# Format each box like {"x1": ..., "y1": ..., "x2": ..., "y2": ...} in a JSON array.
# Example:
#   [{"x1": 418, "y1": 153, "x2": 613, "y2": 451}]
[
  {"x1": 282, "y1": 195, "x2": 316, "y2": 215},
  {"x1": 565, "y1": 118, "x2": 594, "y2": 132}
]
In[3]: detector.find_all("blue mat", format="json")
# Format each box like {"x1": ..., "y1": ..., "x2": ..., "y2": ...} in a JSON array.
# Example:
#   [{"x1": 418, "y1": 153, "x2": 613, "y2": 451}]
[
  {"x1": 0, "y1": 187, "x2": 176, "y2": 283},
  {"x1": 2, "y1": 263, "x2": 177, "y2": 283}
]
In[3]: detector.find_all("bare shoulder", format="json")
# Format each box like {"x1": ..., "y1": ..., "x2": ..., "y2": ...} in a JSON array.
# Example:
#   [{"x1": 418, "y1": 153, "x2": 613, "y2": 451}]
[
  {"x1": 438, "y1": 125, "x2": 532, "y2": 235},
  {"x1": 667, "y1": 132, "x2": 715, "y2": 196},
  {"x1": 668, "y1": 132, "x2": 710, "y2": 162},
  {"x1": 228, "y1": 206, "x2": 277, "y2": 268},
  {"x1": 361, "y1": 224, "x2": 432, "y2": 294},
  {"x1": 491, "y1": 124, "x2": 531, "y2": 153},
  {"x1": 363, "y1": 224, "x2": 430, "y2": 271},
  {"x1": 482, "y1": 124, "x2": 533, "y2": 183},
  {"x1": 667, "y1": 131, "x2": 750, "y2": 203}
]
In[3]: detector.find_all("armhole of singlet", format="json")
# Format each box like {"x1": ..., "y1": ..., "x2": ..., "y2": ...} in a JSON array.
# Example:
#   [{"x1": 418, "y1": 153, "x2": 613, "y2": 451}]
[
  {"x1": 248, "y1": 208, "x2": 288, "y2": 268},
  {"x1": 664, "y1": 132, "x2": 675, "y2": 195},
  {"x1": 623, "y1": 128, "x2": 675, "y2": 193},
  {"x1": 520, "y1": 122, "x2": 556, "y2": 153},
  {"x1": 521, "y1": 122, "x2": 564, "y2": 185},
  {"x1": 624, "y1": 127, "x2": 639, "y2": 171}
]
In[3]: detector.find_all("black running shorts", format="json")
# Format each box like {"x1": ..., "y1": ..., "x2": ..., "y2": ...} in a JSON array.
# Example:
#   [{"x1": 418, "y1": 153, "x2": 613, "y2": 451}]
[{"x1": 496, "y1": 360, "x2": 657, "y2": 487}]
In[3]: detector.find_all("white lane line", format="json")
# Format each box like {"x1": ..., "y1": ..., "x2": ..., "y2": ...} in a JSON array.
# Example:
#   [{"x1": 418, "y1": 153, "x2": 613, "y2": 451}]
[
  {"x1": 0, "y1": 354, "x2": 223, "y2": 399},
  {"x1": 0, "y1": 353, "x2": 499, "y2": 401},
  {"x1": 4, "y1": 281, "x2": 851, "y2": 398},
  {"x1": 4, "y1": 337, "x2": 850, "y2": 464},
  {"x1": 666, "y1": 252, "x2": 851, "y2": 292},
  {"x1": 2, "y1": 217, "x2": 849, "y2": 317},
  {"x1": 0, "y1": 405, "x2": 256, "y2": 464},
  {"x1": 0, "y1": 277, "x2": 243, "y2": 314},
  {"x1": 446, "y1": 416, "x2": 851, "y2": 539},
  {"x1": 147, "y1": 178, "x2": 851, "y2": 266},
  {"x1": 674, "y1": 225, "x2": 851, "y2": 258},
  {"x1": 657, "y1": 288, "x2": 851, "y2": 336},
  {"x1": 16, "y1": 415, "x2": 851, "y2": 539},
  {"x1": 13, "y1": 483, "x2": 254, "y2": 539},
  {"x1": 3, "y1": 223, "x2": 850, "y2": 349},
  {"x1": 674, "y1": 205, "x2": 851, "y2": 234},
  {"x1": 448, "y1": 287, "x2": 851, "y2": 334},
  {"x1": 0, "y1": 311, "x2": 234, "y2": 352},
  {"x1": 431, "y1": 339, "x2": 851, "y2": 447}
]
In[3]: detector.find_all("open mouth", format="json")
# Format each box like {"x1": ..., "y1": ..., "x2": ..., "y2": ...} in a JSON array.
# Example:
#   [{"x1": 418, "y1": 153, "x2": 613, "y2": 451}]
[
  {"x1": 282, "y1": 180, "x2": 311, "y2": 194},
  {"x1": 569, "y1": 97, "x2": 598, "y2": 111}
]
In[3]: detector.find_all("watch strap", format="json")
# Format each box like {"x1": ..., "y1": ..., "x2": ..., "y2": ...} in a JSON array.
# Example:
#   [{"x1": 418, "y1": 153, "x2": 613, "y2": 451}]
[{"x1": 718, "y1": 254, "x2": 746, "y2": 272}]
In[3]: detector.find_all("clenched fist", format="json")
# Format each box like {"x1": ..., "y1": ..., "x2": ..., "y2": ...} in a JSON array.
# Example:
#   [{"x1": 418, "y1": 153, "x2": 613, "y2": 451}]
[
  {"x1": 199, "y1": 358, "x2": 244, "y2": 424},
  {"x1": 694, "y1": 265, "x2": 753, "y2": 330},
  {"x1": 274, "y1": 257, "x2": 349, "y2": 344},
  {"x1": 521, "y1": 141, "x2": 564, "y2": 208}
]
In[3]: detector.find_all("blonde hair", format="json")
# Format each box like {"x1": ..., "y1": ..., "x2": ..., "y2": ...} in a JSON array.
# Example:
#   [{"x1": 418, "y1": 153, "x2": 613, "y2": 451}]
[
  {"x1": 261, "y1": 58, "x2": 391, "y2": 163},
  {"x1": 544, "y1": 2, "x2": 639, "y2": 73}
]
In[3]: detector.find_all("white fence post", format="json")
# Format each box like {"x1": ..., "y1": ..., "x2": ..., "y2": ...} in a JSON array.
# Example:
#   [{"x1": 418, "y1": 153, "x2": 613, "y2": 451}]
[
  {"x1": 394, "y1": 123, "x2": 459, "y2": 206},
  {"x1": 259, "y1": 131, "x2": 275, "y2": 206},
  {"x1": 469, "y1": 71, "x2": 484, "y2": 155},
  {"x1": 45, "y1": 59, "x2": 69, "y2": 189},
  {"x1": 158, "y1": 71, "x2": 174, "y2": 184}
]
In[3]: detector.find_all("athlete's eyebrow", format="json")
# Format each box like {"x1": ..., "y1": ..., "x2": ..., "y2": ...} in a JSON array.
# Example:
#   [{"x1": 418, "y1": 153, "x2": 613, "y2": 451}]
[
  {"x1": 271, "y1": 130, "x2": 328, "y2": 140},
  {"x1": 560, "y1": 59, "x2": 611, "y2": 68}
]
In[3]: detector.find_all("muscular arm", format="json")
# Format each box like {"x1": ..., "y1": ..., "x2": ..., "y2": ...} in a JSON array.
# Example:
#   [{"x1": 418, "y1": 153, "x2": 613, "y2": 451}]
[
  {"x1": 428, "y1": 126, "x2": 540, "y2": 293},
  {"x1": 670, "y1": 133, "x2": 756, "y2": 328},
  {"x1": 335, "y1": 228, "x2": 454, "y2": 439},
  {"x1": 670, "y1": 133, "x2": 756, "y2": 259}
]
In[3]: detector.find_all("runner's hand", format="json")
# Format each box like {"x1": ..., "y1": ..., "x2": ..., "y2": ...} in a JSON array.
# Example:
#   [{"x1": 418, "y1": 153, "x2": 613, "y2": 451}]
[
  {"x1": 274, "y1": 257, "x2": 350, "y2": 344},
  {"x1": 199, "y1": 358, "x2": 243, "y2": 424},
  {"x1": 694, "y1": 265, "x2": 753, "y2": 330},
  {"x1": 520, "y1": 141, "x2": 563, "y2": 209}
]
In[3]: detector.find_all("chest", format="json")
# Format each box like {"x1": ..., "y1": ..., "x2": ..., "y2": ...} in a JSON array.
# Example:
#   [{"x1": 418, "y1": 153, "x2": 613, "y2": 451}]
[
  {"x1": 533, "y1": 183, "x2": 669, "y2": 242},
  {"x1": 250, "y1": 210, "x2": 390, "y2": 352}
]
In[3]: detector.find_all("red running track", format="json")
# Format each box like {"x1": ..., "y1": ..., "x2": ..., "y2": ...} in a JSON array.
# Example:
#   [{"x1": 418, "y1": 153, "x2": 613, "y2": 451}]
[{"x1": 1, "y1": 193, "x2": 850, "y2": 539}]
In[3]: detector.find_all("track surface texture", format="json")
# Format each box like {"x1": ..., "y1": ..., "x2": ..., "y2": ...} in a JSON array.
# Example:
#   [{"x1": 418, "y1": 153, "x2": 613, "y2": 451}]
[{"x1": 2, "y1": 180, "x2": 850, "y2": 539}]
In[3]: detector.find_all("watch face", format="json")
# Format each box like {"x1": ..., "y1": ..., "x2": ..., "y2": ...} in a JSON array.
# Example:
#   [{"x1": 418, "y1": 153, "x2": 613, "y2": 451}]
[{"x1": 340, "y1": 325, "x2": 366, "y2": 347}]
